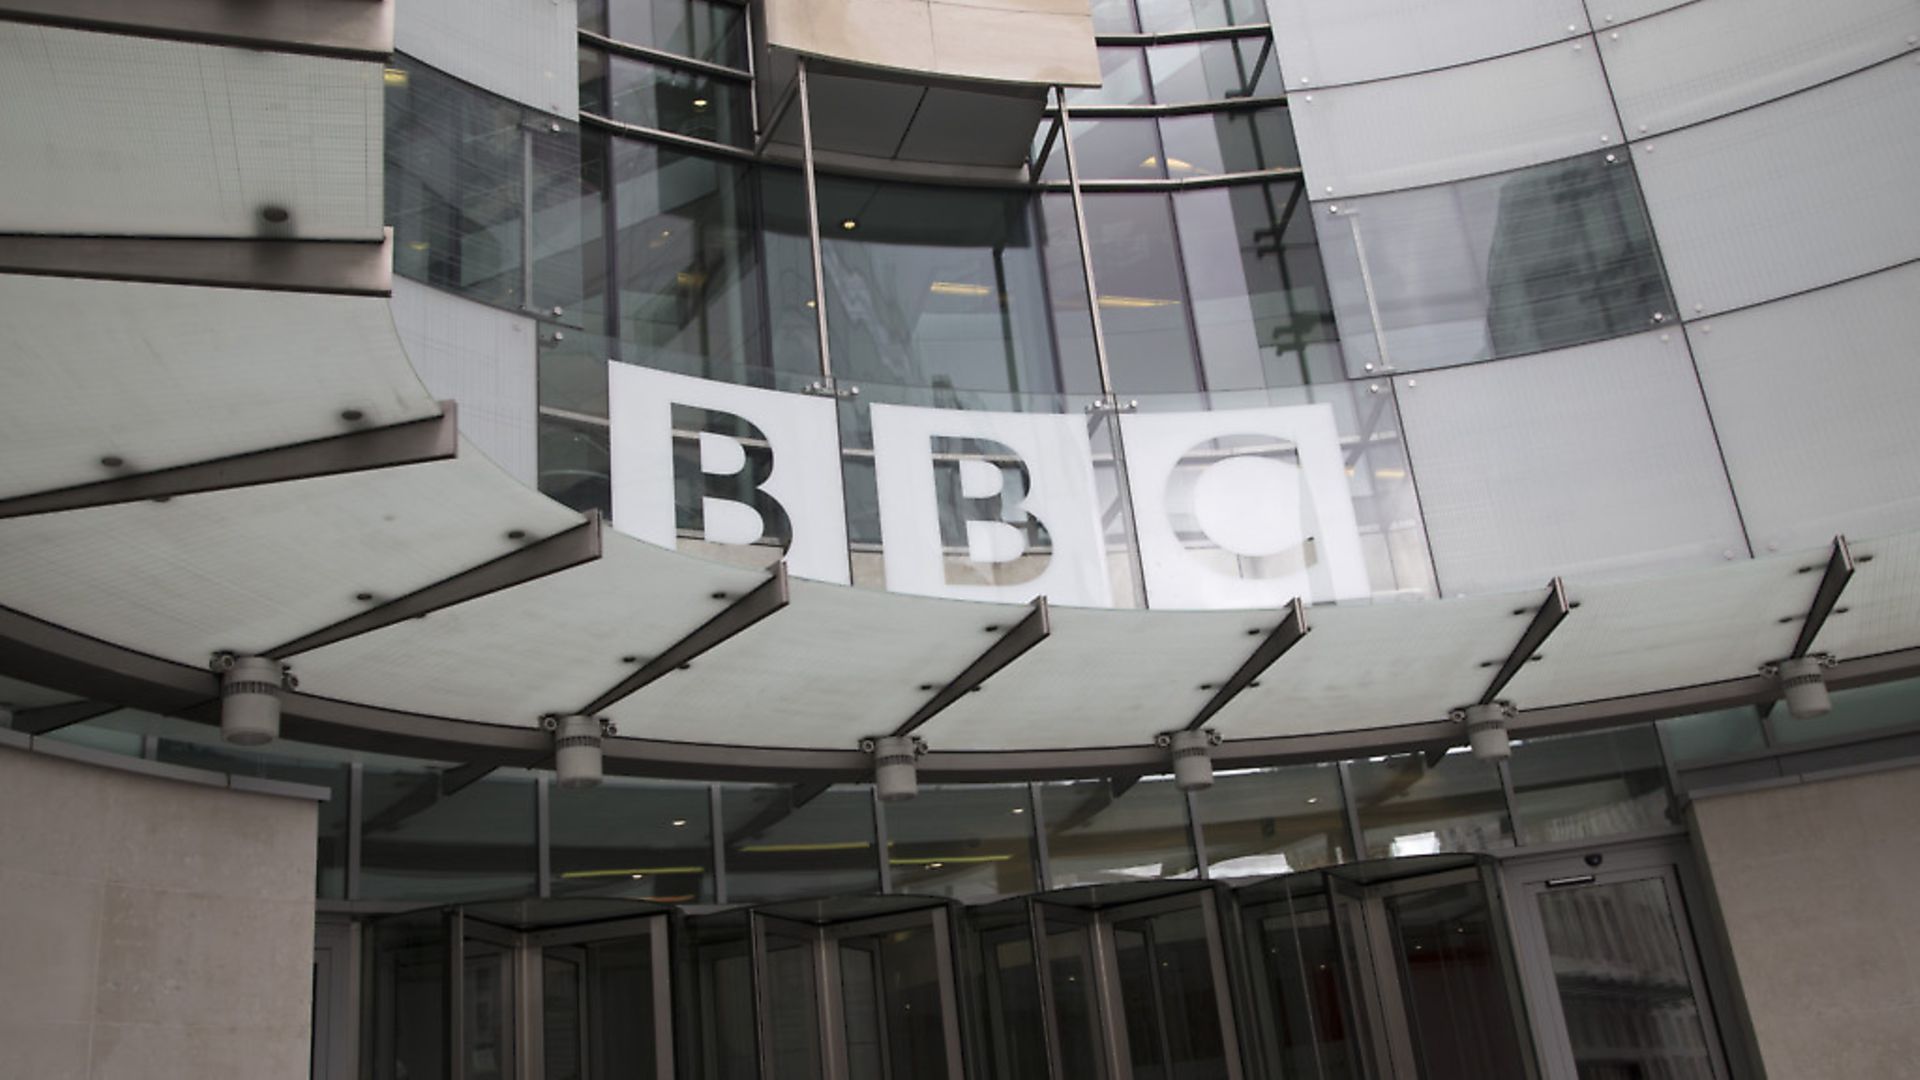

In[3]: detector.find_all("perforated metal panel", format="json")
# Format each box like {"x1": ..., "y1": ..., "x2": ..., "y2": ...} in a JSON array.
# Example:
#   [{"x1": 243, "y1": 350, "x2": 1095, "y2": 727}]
[
  {"x1": 1690, "y1": 263, "x2": 1920, "y2": 554},
  {"x1": 1395, "y1": 332, "x2": 1747, "y2": 596},
  {"x1": 1812, "y1": 531, "x2": 1920, "y2": 661},
  {"x1": 0, "y1": 25, "x2": 383, "y2": 239},
  {"x1": 1269, "y1": 0, "x2": 1588, "y2": 89},
  {"x1": 392, "y1": 280, "x2": 540, "y2": 487},
  {"x1": 1634, "y1": 59, "x2": 1920, "y2": 317},
  {"x1": 1598, "y1": 0, "x2": 1920, "y2": 137},
  {"x1": 1289, "y1": 40, "x2": 1622, "y2": 198},
  {"x1": 395, "y1": 0, "x2": 581, "y2": 117}
]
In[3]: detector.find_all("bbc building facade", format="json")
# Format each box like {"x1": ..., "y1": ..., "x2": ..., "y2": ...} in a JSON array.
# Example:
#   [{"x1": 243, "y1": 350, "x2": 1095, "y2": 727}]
[{"x1": 2, "y1": 0, "x2": 1920, "y2": 1077}]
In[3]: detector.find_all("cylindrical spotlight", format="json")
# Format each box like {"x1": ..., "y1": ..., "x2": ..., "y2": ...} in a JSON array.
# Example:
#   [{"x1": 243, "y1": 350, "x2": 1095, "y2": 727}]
[
  {"x1": 548, "y1": 715, "x2": 609, "y2": 789},
  {"x1": 212, "y1": 654, "x2": 292, "y2": 746},
  {"x1": 1160, "y1": 728, "x2": 1221, "y2": 793},
  {"x1": 1775, "y1": 656, "x2": 1832, "y2": 719},
  {"x1": 1458, "y1": 702, "x2": 1514, "y2": 762},
  {"x1": 864, "y1": 735, "x2": 925, "y2": 802}
]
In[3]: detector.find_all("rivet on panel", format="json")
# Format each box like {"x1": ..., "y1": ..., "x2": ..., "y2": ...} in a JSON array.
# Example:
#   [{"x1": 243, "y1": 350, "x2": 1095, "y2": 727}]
[
  {"x1": 1567, "y1": 23, "x2": 1578, "y2": 32},
  {"x1": 340, "y1": 408, "x2": 366, "y2": 423},
  {"x1": 1406, "y1": 379, "x2": 1417, "y2": 387},
  {"x1": 1610, "y1": 32, "x2": 1620, "y2": 40},
  {"x1": 99, "y1": 455, "x2": 125, "y2": 469},
  {"x1": 1302, "y1": 95, "x2": 1313, "y2": 102},
  {"x1": 1572, "y1": 42, "x2": 1582, "y2": 50},
  {"x1": 1767, "y1": 542, "x2": 1779, "y2": 552},
  {"x1": 1723, "y1": 550, "x2": 1737, "y2": 560},
  {"x1": 506, "y1": 529, "x2": 528, "y2": 541},
  {"x1": 1299, "y1": 76, "x2": 1310, "y2": 84},
  {"x1": 1660, "y1": 333, "x2": 1671, "y2": 342},
  {"x1": 1368, "y1": 383, "x2": 1382, "y2": 394},
  {"x1": 1605, "y1": 153, "x2": 1618, "y2": 163},
  {"x1": 1600, "y1": 135, "x2": 1610, "y2": 144}
]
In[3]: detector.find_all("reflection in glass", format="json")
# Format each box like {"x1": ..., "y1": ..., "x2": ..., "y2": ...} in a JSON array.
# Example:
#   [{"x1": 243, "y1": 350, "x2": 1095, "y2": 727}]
[
  {"x1": 1147, "y1": 37, "x2": 1282, "y2": 104},
  {"x1": 1387, "y1": 880, "x2": 1531, "y2": 1080},
  {"x1": 764, "y1": 925, "x2": 825, "y2": 1078},
  {"x1": 1060, "y1": 117, "x2": 1167, "y2": 182},
  {"x1": 597, "y1": 52, "x2": 750, "y2": 145},
  {"x1": 1068, "y1": 47, "x2": 1152, "y2": 108},
  {"x1": 1320, "y1": 152, "x2": 1674, "y2": 375},
  {"x1": 1081, "y1": 193, "x2": 1201, "y2": 393},
  {"x1": 693, "y1": 916, "x2": 758, "y2": 1080},
  {"x1": 369, "y1": 911, "x2": 448, "y2": 1080},
  {"x1": 1247, "y1": 890, "x2": 1362, "y2": 1080},
  {"x1": 971, "y1": 911, "x2": 1050, "y2": 1079},
  {"x1": 721, "y1": 784, "x2": 880, "y2": 902},
  {"x1": 1656, "y1": 706, "x2": 1767, "y2": 765},
  {"x1": 1349, "y1": 751, "x2": 1512, "y2": 859},
  {"x1": 1039, "y1": 776, "x2": 1198, "y2": 888},
  {"x1": 1196, "y1": 763, "x2": 1349, "y2": 877},
  {"x1": 1159, "y1": 107, "x2": 1299, "y2": 178},
  {"x1": 886, "y1": 783, "x2": 1039, "y2": 901},
  {"x1": 1510, "y1": 726, "x2": 1671, "y2": 845},
  {"x1": 551, "y1": 775, "x2": 715, "y2": 903},
  {"x1": 586, "y1": 936, "x2": 659, "y2": 1079},
  {"x1": 1539, "y1": 878, "x2": 1716, "y2": 1079},
  {"x1": 359, "y1": 767, "x2": 539, "y2": 901},
  {"x1": 840, "y1": 923, "x2": 951, "y2": 1078},
  {"x1": 1113, "y1": 906, "x2": 1232, "y2": 1080},
  {"x1": 538, "y1": 412, "x2": 611, "y2": 517},
  {"x1": 1771, "y1": 675, "x2": 1920, "y2": 746},
  {"x1": 593, "y1": 0, "x2": 749, "y2": 68},
  {"x1": 463, "y1": 940, "x2": 514, "y2": 1080},
  {"x1": 1135, "y1": 0, "x2": 1268, "y2": 33}
]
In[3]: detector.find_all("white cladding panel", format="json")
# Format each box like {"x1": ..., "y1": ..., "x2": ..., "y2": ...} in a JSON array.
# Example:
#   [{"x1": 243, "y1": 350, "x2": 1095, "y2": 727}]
[
  {"x1": 392, "y1": 280, "x2": 540, "y2": 487},
  {"x1": 1812, "y1": 531, "x2": 1920, "y2": 661},
  {"x1": 1269, "y1": 0, "x2": 1588, "y2": 89},
  {"x1": 1289, "y1": 41, "x2": 1622, "y2": 198},
  {"x1": 1598, "y1": 0, "x2": 1920, "y2": 136},
  {"x1": 1690, "y1": 263, "x2": 1920, "y2": 554},
  {"x1": 0, "y1": 25, "x2": 383, "y2": 239},
  {"x1": 395, "y1": 0, "x2": 580, "y2": 117},
  {"x1": 1396, "y1": 333, "x2": 1747, "y2": 596},
  {"x1": 1634, "y1": 59, "x2": 1920, "y2": 317}
]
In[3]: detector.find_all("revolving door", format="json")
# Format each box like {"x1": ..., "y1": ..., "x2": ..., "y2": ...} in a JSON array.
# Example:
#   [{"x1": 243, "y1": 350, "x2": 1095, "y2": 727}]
[
  {"x1": 366, "y1": 899, "x2": 682, "y2": 1080},
  {"x1": 969, "y1": 882, "x2": 1246, "y2": 1080}
]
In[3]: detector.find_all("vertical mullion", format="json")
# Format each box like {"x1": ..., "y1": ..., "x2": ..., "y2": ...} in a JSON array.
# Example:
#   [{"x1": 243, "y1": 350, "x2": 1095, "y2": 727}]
[
  {"x1": 710, "y1": 783, "x2": 728, "y2": 904},
  {"x1": 1028, "y1": 782, "x2": 1054, "y2": 890},
  {"x1": 873, "y1": 785, "x2": 895, "y2": 894},
  {"x1": 795, "y1": 58, "x2": 833, "y2": 383},
  {"x1": 537, "y1": 773, "x2": 553, "y2": 897},
  {"x1": 1497, "y1": 756, "x2": 1522, "y2": 847},
  {"x1": 346, "y1": 762, "x2": 363, "y2": 901},
  {"x1": 1185, "y1": 788, "x2": 1209, "y2": 879},
  {"x1": 1336, "y1": 760, "x2": 1365, "y2": 863}
]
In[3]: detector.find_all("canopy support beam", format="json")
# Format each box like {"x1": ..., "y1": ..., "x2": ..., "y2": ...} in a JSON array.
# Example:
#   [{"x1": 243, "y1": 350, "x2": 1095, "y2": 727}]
[
  {"x1": 1185, "y1": 597, "x2": 1308, "y2": 731},
  {"x1": 1479, "y1": 577, "x2": 1570, "y2": 706},
  {"x1": 1790, "y1": 535, "x2": 1854, "y2": 660},
  {"x1": 578, "y1": 563, "x2": 791, "y2": 716},
  {"x1": 892, "y1": 597, "x2": 1051, "y2": 739}
]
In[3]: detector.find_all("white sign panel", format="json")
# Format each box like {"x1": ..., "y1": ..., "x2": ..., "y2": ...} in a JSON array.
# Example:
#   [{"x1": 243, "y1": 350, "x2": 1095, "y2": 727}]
[
  {"x1": 870, "y1": 402, "x2": 1112, "y2": 607},
  {"x1": 1121, "y1": 404, "x2": 1369, "y2": 609},
  {"x1": 608, "y1": 363, "x2": 850, "y2": 584}
]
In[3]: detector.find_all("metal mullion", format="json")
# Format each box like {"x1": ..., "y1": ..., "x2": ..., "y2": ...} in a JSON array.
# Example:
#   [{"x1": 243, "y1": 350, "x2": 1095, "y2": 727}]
[
  {"x1": 1045, "y1": 95, "x2": 1288, "y2": 119},
  {"x1": 346, "y1": 762, "x2": 363, "y2": 901},
  {"x1": 1335, "y1": 760, "x2": 1365, "y2": 862},
  {"x1": 537, "y1": 773, "x2": 553, "y2": 897},
  {"x1": 1027, "y1": 901, "x2": 1068, "y2": 1080},
  {"x1": 709, "y1": 784, "x2": 727, "y2": 904},
  {"x1": 1028, "y1": 782, "x2": 1053, "y2": 889},
  {"x1": 1096, "y1": 24, "x2": 1274, "y2": 46},
  {"x1": 1087, "y1": 917, "x2": 1133, "y2": 1080},
  {"x1": 1197, "y1": 894, "x2": 1246, "y2": 1080},
  {"x1": 873, "y1": 785, "x2": 894, "y2": 894},
  {"x1": 577, "y1": 30, "x2": 753, "y2": 82},
  {"x1": 449, "y1": 909, "x2": 467, "y2": 1080},
  {"x1": 1185, "y1": 789, "x2": 1209, "y2": 879},
  {"x1": 1498, "y1": 757, "x2": 1522, "y2": 846},
  {"x1": 930, "y1": 908, "x2": 967, "y2": 1079},
  {"x1": 581, "y1": 111, "x2": 758, "y2": 161},
  {"x1": 796, "y1": 58, "x2": 835, "y2": 385}
]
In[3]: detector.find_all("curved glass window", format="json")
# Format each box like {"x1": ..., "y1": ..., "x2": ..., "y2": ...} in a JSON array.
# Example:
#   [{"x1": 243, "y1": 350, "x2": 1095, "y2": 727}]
[
  {"x1": 582, "y1": 0, "x2": 748, "y2": 69},
  {"x1": 1319, "y1": 151, "x2": 1676, "y2": 376},
  {"x1": 585, "y1": 51, "x2": 751, "y2": 145},
  {"x1": 1082, "y1": 192, "x2": 1202, "y2": 392},
  {"x1": 1066, "y1": 47, "x2": 1152, "y2": 108},
  {"x1": 1137, "y1": 0, "x2": 1269, "y2": 33},
  {"x1": 1159, "y1": 105, "x2": 1298, "y2": 177},
  {"x1": 1147, "y1": 36, "x2": 1281, "y2": 103}
]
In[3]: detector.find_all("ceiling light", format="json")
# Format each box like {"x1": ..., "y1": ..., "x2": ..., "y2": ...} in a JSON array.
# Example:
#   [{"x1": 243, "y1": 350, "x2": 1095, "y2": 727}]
[
  {"x1": 692, "y1": 98, "x2": 709, "y2": 109},
  {"x1": 804, "y1": 299, "x2": 817, "y2": 309},
  {"x1": 929, "y1": 281, "x2": 992, "y2": 297},
  {"x1": 1011, "y1": 807, "x2": 1025, "y2": 814},
  {"x1": 1098, "y1": 295, "x2": 1179, "y2": 309},
  {"x1": 927, "y1": 862, "x2": 944, "y2": 869},
  {"x1": 630, "y1": 873, "x2": 646, "y2": 880},
  {"x1": 671, "y1": 818, "x2": 688, "y2": 827},
  {"x1": 1305, "y1": 796, "x2": 1319, "y2": 804},
  {"x1": 383, "y1": 68, "x2": 409, "y2": 87},
  {"x1": 840, "y1": 219, "x2": 858, "y2": 231}
]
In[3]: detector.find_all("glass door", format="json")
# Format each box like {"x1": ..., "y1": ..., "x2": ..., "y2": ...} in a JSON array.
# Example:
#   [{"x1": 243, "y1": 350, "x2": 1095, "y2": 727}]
[
  {"x1": 827, "y1": 909, "x2": 965, "y2": 1080},
  {"x1": 1102, "y1": 893, "x2": 1244, "y2": 1080},
  {"x1": 527, "y1": 914, "x2": 675, "y2": 1080},
  {"x1": 1505, "y1": 844, "x2": 1733, "y2": 1080}
]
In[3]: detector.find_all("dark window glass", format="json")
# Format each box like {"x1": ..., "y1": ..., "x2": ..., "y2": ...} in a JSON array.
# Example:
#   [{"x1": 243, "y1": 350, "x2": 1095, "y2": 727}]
[
  {"x1": 601, "y1": 53, "x2": 750, "y2": 145},
  {"x1": 603, "y1": 0, "x2": 748, "y2": 68},
  {"x1": 532, "y1": 118, "x2": 596, "y2": 321},
  {"x1": 369, "y1": 911, "x2": 450, "y2": 1080},
  {"x1": 608, "y1": 139, "x2": 766, "y2": 380},
  {"x1": 1112, "y1": 904, "x2": 1232, "y2": 1079},
  {"x1": 1147, "y1": 37, "x2": 1281, "y2": 104},
  {"x1": 1089, "y1": 0, "x2": 1139, "y2": 33},
  {"x1": 1194, "y1": 763, "x2": 1349, "y2": 877},
  {"x1": 1135, "y1": 0, "x2": 1268, "y2": 33},
  {"x1": 152, "y1": 738, "x2": 352, "y2": 900},
  {"x1": 1348, "y1": 751, "x2": 1512, "y2": 859},
  {"x1": 1081, "y1": 193, "x2": 1202, "y2": 393},
  {"x1": 1319, "y1": 151, "x2": 1675, "y2": 375},
  {"x1": 385, "y1": 56, "x2": 526, "y2": 309},
  {"x1": 1038, "y1": 775, "x2": 1197, "y2": 887},
  {"x1": 816, "y1": 177, "x2": 1090, "y2": 397},
  {"x1": 1066, "y1": 47, "x2": 1152, "y2": 107},
  {"x1": 1158, "y1": 106, "x2": 1298, "y2": 178},
  {"x1": 884, "y1": 783, "x2": 1038, "y2": 900},
  {"x1": 359, "y1": 767, "x2": 539, "y2": 902},
  {"x1": 538, "y1": 412, "x2": 611, "y2": 517},
  {"x1": 1509, "y1": 726, "x2": 1671, "y2": 845},
  {"x1": 1172, "y1": 179, "x2": 1339, "y2": 391},
  {"x1": 721, "y1": 784, "x2": 880, "y2": 902},
  {"x1": 1059, "y1": 118, "x2": 1165, "y2": 181},
  {"x1": 550, "y1": 776, "x2": 715, "y2": 903},
  {"x1": 1772, "y1": 674, "x2": 1920, "y2": 745},
  {"x1": 1386, "y1": 879, "x2": 1532, "y2": 1080}
]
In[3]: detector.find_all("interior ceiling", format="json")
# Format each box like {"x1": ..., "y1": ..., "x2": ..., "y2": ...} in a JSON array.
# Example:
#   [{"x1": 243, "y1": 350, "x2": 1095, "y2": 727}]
[{"x1": 3, "y1": 20, "x2": 1919, "y2": 776}]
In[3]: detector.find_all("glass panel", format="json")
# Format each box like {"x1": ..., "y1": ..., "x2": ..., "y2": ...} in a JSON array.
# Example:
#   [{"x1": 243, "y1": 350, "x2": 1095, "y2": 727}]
[
  {"x1": 839, "y1": 922, "x2": 951, "y2": 1078},
  {"x1": 588, "y1": 936, "x2": 659, "y2": 1080},
  {"x1": 1349, "y1": 751, "x2": 1512, "y2": 859},
  {"x1": 603, "y1": 0, "x2": 749, "y2": 68},
  {"x1": 1169, "y1": 179, "x2": 1334, "y2": 392},
  {"x1": 539, "y1": 412, "x2": 612, "y2": 516},
  {"x1": 1159, "y1": 107, "x2": 1299, "y2": 178},
  {"x1": 463, "y1": 940, "x2": 514, "y2": 1080},
  {"x1": 1089, "y1": 0, "x2": 1139, "y2": 33},
  {"x1": 1147, "y1": 38, "x2": 1281, "y2": 104},
  {"x1": 1113, "y1": 904, "x2": 1230, "y2": 1080},
  {"x1": 886, "y1": 783, "x2": 1038, "y2": 901},
  {"x1": 1039, "y1": 775, "x2": 1198, "y2": 888},
  {"x1": 1046, "y1": 919, "x2": 1107, "y2": 1076},
  {"x1": 369, "y1": 911, "x2": 448, "y2": 1080},
  {"x1": 1656, "y1": 706, "x2": 1767, "y2": 764},
  {"x1": 1113, "y1": 926, "x2": 1168, "y2": 1077},
  {"x1": 1136, "y1": 0, "x2": 1269, "y2": 33},
  {"x1": 1066, "y1": 118, "x2": 1167, "y2": 181},
  {"x1": 1386, "y1": 879, "x2": 1532, "y2": 1080},
  {"x1": 722, "y1": 784, "x2": 880, "y2": 902},
  {"x1": 150, "y1": 738, "x2": 352, "y2": 899},
  {"x1": 532, "y1": 120, "x2": 596, "y2": 324},
  {"x1": 359, "y1": 767, "x2": 539, "y2": 901},
  {"x1": 1081, "y1": 193, "x2": 1200, "y2": 393},
  {"x1": 1247, "y1": 891, "x2": 1362, "y2": 1080},
  {"x1": 1509, "y1": 726, "x2": 1671, "y2": 845},
  {"x1": 543, "y1": 952, "x2": 586, "y2": 1080},
  {"x1": 1538, "y1": 878, "x2": 1716, "y2": 1080},
  {"x1": 1067, "y1": 47, "x2": 1152, "y2": 107},
  {"x1": 601, "y1": 53, "x2": 751, "y2": 145},
  {"x1": 1195, "y1": 763, "x2": 1349, "y2": 877},
  {"x1": 764, "y1": 924, "x2": 824, "y2": 1078},
  {"x1": 1772, "y1": 675, "x2": 1920, "y2": 746},
  {"x1": 693, "y1": 918, "x2": 758, "y2": 1080},
  {"x1": 816, "y1": 177, "x2": 1084, "y2": 397},
  {"x1": 972, "y1": 915, "x2": 1049, "y2": 1079},
  {"x1": 551, "y1": 775, "x2": 715, "y2": 903},
  {"x1": 608, "y1": 140, "x2": 768, "y2": 382},
  {"x1": 1319, "y1": 151, "x2": 1674, "y2": 376},
  {"x1": 385, "y1": 55, "x2": 526, "y2": 309}
]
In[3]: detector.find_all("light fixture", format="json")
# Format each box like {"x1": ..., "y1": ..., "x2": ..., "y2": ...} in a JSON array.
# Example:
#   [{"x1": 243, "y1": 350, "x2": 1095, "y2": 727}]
[
  {"x1": 1157, "y1": 728, "x2": 1222, "y2": 792},
  {"x1": 862, "y1": 734, "x2": 926, "y2": 802},
  {"x1": 671, "y1": 818, "x2": 688, "y2": 827},
  {"x1": 691, "y1": 98, "x2": 709, "y2": 109},
  {"x1": 840, "y1": 219, "x2": 858, "y2": 231},
  {"x1": 1451, "y1": 701, "x2": 1515, "y2": 761},
  {"x1": 1011, "y1": 807, "x2": 1025, "y2": 815},
  {"x1": 927, "y1": 862, "x2": 944, "y2": 870},
  {"x1": 1305, "y1": 796, "x2": 1319, "y2": 804},
  {"x1": 544, "y1": 714, "x2": 615, "y2": 789},
  {"x1": 211, "y1": 653, "x2": 294, "y2": 746},
  {"x1": 1766, "y1": 655, "x2": 1834, "y2": 719},
  {"x1": 630, "y1": 873, "x2": 646, "y2": 880},
  {"x1": 929, "y1": 281, "x2": 992, "y2": 297}
]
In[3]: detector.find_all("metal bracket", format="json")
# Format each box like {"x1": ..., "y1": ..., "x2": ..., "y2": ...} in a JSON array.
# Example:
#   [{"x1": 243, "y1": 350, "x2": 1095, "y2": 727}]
[
  {"x1": 1788, "y1": 535, "x2": 1855, "y2": 660},
  {"x1": 265, "y1": 511, "x2": 604, "y2": 658},
  {"x1": 1477, "y1": 577, "x2": 1570, "y2": 706},
  {"x1": 8, "y1": 699, "x2": 116, "y2": 736},
  {"x1": 576, "y1": 562, "x2": 791, "y2": 716},
  {"x1": 891, "y1": 597, "x2": 1051, "y2": 738},
  {"x1": 0, "y1": 403, "x2": 458, "y2": 520},
  {"x1": 1185, "y1": 597, "x2": 1308, "y2": 731}
]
